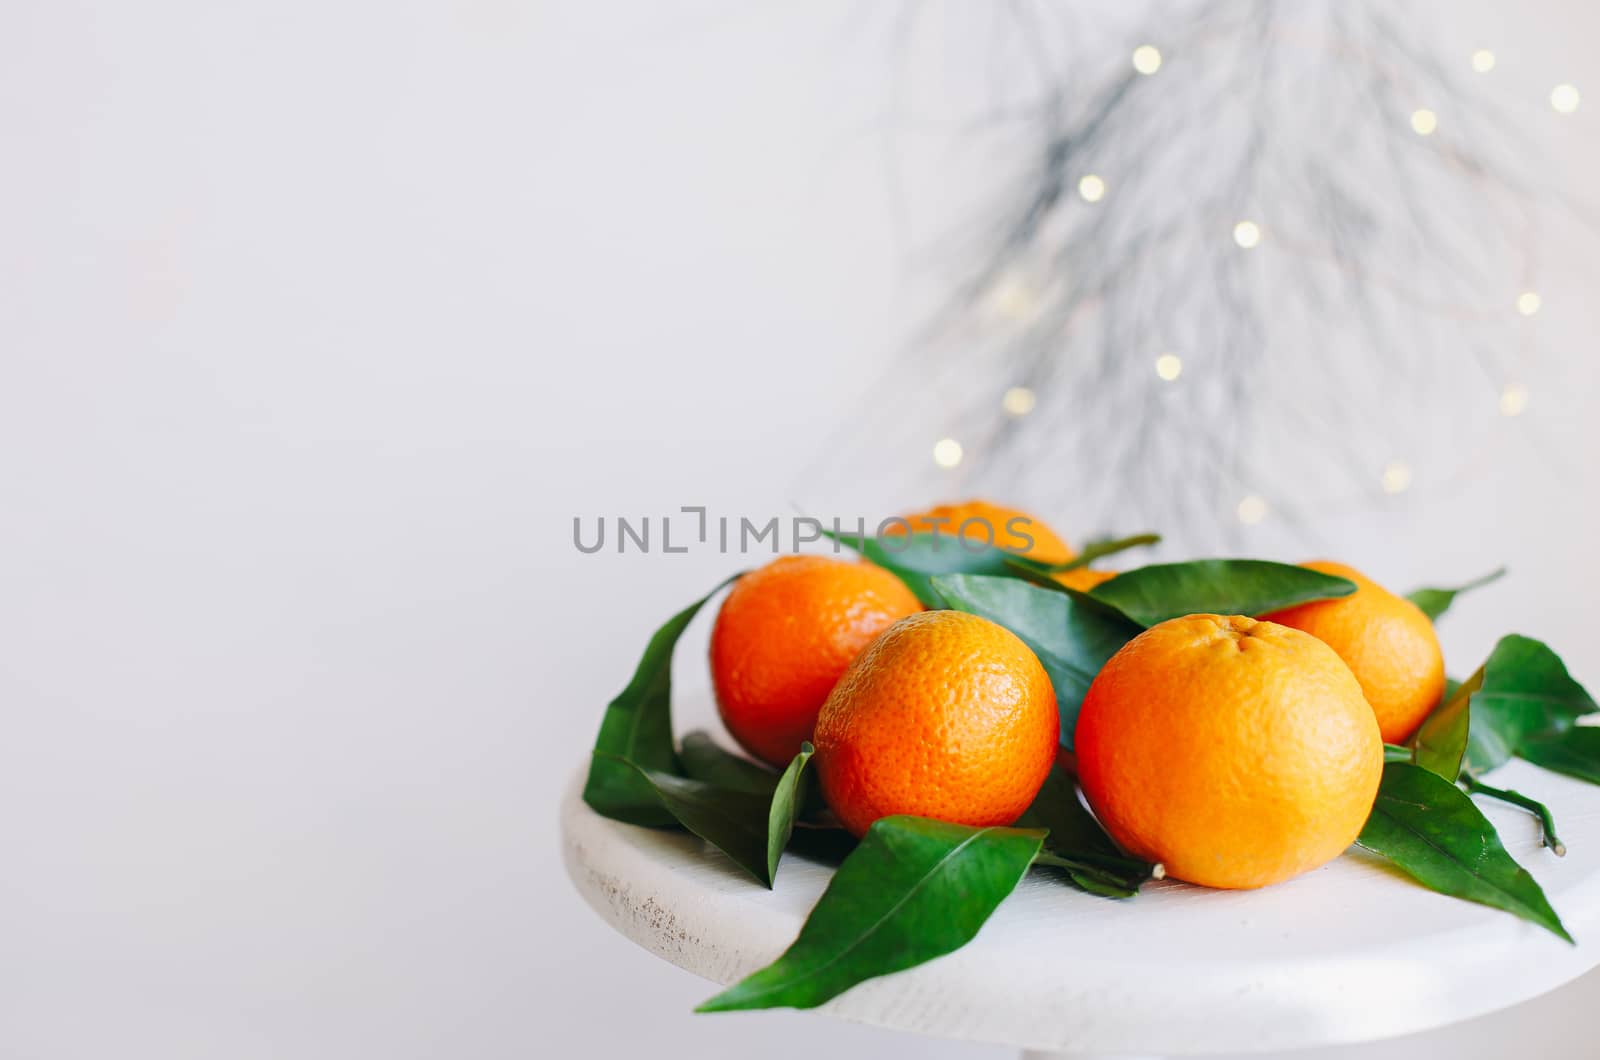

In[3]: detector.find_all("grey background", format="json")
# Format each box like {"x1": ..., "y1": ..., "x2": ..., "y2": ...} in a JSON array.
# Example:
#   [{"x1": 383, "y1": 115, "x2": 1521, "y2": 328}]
[{"x1": 2, "y1": 2, "x2": 1598, "y2": 1057}]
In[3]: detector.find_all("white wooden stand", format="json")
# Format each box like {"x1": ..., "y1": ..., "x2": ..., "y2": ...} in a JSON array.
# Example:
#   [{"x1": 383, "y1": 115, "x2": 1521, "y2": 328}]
[{"x1": 561, "y1": 758, "x2": 1600, "y2": 1057}]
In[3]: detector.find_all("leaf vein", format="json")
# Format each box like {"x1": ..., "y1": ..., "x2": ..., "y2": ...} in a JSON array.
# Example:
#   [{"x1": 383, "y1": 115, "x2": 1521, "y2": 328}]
[{"x1": 724, "y1": 827, "x2": 1001, "y2": 1004}]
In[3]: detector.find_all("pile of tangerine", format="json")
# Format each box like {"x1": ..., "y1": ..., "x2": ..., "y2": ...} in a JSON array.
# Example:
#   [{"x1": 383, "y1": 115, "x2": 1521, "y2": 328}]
[{"x1": 710, "y1": 500, "x2": 1442, "y2": 890}]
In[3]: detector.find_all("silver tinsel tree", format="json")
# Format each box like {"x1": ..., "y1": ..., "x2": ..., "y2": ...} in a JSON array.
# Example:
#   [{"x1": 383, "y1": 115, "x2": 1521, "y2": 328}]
[{"x1": 808, "y1": 0, "x2": 1581, "y2": 551}]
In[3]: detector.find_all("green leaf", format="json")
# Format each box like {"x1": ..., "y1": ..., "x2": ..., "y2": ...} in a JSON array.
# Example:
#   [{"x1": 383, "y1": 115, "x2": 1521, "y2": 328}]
[
  {"x1": 929, "y1": 573, "x2": 1142, "y2": 747},
  {"x1": 1519, "y1": 728, "x2": 1600, "y2": 786},
  {"x1": 679, "y1": 731, "x2": 779, "y2": 795},
  {"x1": 1462, "y1": 635, "x2": 1599, "y2": 775},
  {"x1": 1016, "y1": 766, "x2": 1127, "y2": 863},
  {"x1": 680, "y1": 731, "x2": 832, "y2": 826},
  {"x1": 1087, "y1": 559, "x2": 1357, "y2": 628},
  {"x1": 1016, "y1": 765, "x2": 1154, "y2": 897},
  {"x1": 826, "y1": 530, "x2": 1020, "y2": 607},
  {"x1": 1357, "y1": 763, "x2": 1571, "y2": 942},
  {"x1": 698, "y1": 817, "x2": 1044, "y2": 1011},
  {"x1": 583, "y1": 577, "x2": 740, "y2": 825},
  {"x1": 1413, "y1": 677, "x2": 1474, "y2": 781},
  {"x1": 1383, "y1": 743, "x2": 1415, "y2": 763},
  {"x1": 1046, "y1": 532, "x2": 1161, "y2": 573},
  {"x1": 1460, "y1": 774, "x2": 1568, "y2": 857},
  {"x1": 593, "y1": 755, "x2": 774, "y2": 884},
  {"x1": 999, "y1": 553, "x2": 1072, "y2": 588},
  {"x1": 1406, "y1": 567, "x2": 1507, "y2": 622},
  {"x1": 594, "y1": 745, "x2": 814, "y2": 888},
  {"x1": 765, "y1": 744, "x2": 815, "y2": 880}
]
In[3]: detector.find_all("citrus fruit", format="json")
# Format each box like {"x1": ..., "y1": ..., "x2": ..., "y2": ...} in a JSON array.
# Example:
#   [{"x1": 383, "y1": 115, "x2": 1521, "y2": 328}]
[
  {"x1": 1074, "y1": 614, "x2": 1382, "y2": 889},
  {"x1": 1261, "y1": 561, "x2": 1446, "y2": 744},
  {"x1": 709, "y1": 555, "x2": 922, "y2": 767},
  {"x1": 889, "y1": 500, "x2": 1074, "y2": 565},
  {"x1": 813, "y1": 610, "x2": 1059, "y2": 837},
  {"x1": 1052, "y1": 567, "x2": 1117, "y2": 592}
]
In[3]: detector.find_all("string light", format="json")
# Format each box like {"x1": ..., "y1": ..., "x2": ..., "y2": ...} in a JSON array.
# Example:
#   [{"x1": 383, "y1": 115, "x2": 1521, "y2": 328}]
[
  {"x1": 1499, "y1": 383, "x2": 1530, "y2": 417},
  {"x1": 932, "y1": 438, "x2": 964, "y2": 469},
  {"x1": 1236, "y1": 495, "x2": 1268, "y2": 525},
  {"x1": 964, "y1": 27, "x2": 1566, "y2": 489},
  {"x1": 1002, "y1": 387, "x2": 1037, "y2": 417},
  {"x1": 985, "y1": 271, "x2": 1039, "y2": 322},
  {"x1": 1381, "y1": 460, "x2": 1412, "y2": 495},
  {"x1": 1132, "y1": 45, "x2": 1162, "y2": 75}
]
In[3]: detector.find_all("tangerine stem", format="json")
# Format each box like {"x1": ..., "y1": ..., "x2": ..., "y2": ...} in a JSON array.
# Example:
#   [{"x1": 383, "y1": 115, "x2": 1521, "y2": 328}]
[{"x1": 1461, "y1": 774, "x2": 1567, "y2": 856}]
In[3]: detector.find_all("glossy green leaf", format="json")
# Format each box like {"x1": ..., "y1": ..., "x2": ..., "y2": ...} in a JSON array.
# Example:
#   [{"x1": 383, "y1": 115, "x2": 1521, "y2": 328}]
[
  {"x1": 679, "y1": 731, "x2": 779, "y2": 795},
  {"x1": 930, "y1": 573, "x2": 1142, "y2": 747},
  {"x1": 593, "y1": 755, "x2": 773, "y2": 884},
  {"x1": 1087, "y1": 559, "x2": 1357, "y2": 627},
  {"x1": 1519, "y1": 728, "x2": 1600, "y2": 786},
  {"x1": 1461, "y1": 774, "x2": 1568, "y2": 857},
  {"x1": 765, "y1": 744, "x2": 815, "y2": 878},
  {"x1": 583, "y1": 577, "x2": 740, "y2": 825},
  {"x1": 698, "y1": 817, "x2": 1044, "y2": 1011},
  {"x1": 826, "y1": 530, "x2": 1019, "y2": 607},
  {"x1": 1016, "y1": 765, "x2": 1154, "y2": 897},
  {"x1": 1383, "y1": 743, "x2": 1415, "y2": 763},
  {"x1": 1462, "y1": 635, "x2": 1599, "y2": 775},
  {"x1": 1406, "y1": 567, "x2": 1506, "y2": 622},
  {"x1": 680, "y1": 731, "x2": 831, "y2": 825},
  {"x1": 1413, "y1": 677, "x2": 1474, "y2": 781},
  {"x1": 1046, "y1": 532, "x2": 1162, "y2": 573},
  {"x1": 1000, "y1": 553, "x2": 1072, "y2": 588},
  {"x1": 595, "y1": 745, "x2": 813, "y2": 888},
  {"x1": 1357, "y1": 763, "x2": 1571, "y2": 942}
]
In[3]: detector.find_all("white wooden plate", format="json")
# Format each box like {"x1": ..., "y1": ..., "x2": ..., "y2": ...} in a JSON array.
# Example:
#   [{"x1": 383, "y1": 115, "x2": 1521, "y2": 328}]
[{"x1": 561, "y1": 756, "x2": 1600, "y2": 1056}]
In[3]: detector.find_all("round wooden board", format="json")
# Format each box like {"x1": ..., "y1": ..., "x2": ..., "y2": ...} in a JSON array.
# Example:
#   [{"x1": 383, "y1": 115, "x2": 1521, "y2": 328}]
[{"x1": 561, "y1": 757, "x2": 1600, "y2": 1056}]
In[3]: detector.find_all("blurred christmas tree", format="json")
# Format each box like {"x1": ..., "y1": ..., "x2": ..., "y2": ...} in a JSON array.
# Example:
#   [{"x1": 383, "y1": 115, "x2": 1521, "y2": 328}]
[{"x1": 809, "y1": 0, "x2": 1586, "y2": 551}]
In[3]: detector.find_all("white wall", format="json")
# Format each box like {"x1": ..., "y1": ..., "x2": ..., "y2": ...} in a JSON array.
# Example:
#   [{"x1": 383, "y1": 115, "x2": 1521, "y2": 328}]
[{"x1": 1, "y1": 2, "x2": 1596, "y2": 1058}]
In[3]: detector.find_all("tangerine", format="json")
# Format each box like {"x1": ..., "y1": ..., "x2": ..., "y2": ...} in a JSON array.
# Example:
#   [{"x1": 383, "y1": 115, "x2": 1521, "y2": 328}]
[
  {"x1": 813, "y1": 610, "x2": 1059, "y2": 837},
  {"x1": 1074, "y1": 614, "x2": 1382, "y2": 889},
  {"x1": 1262, "y1": 561, "x2": 1446, "y2": 744},
  {"x1": 709, "y1": 555, "x2": 922, "y2": 767}
]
